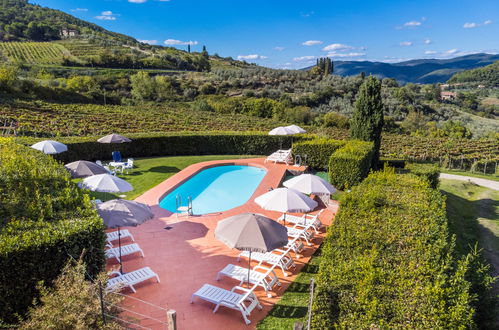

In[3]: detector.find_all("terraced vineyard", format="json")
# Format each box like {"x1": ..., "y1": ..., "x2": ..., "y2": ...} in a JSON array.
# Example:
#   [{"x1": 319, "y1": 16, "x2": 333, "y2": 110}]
[
  {"x1": 0, "y1": 42, "x2": 71, "y2": 64},
  {"x1": 57, "y1": 40, "x2": 106, "y2": 61}
]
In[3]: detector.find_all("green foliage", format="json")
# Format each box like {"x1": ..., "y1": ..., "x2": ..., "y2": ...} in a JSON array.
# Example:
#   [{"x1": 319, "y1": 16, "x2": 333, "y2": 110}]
[
  {"x1": 311, "y1": 169, "x2": 488, "y2": 329},
  {"x1": 0, "y1": 64, "x2": 18, "y2": 91},
  {"x1": 0, "y1": 138, "x2": 106, "y2": 324},
  {"x1": 321, "y1": 112, "x2": 349, "y2": 129},
  {"x1": 448, "y1": 61, "x2": 499, "y2": 87},
  {"x1": 328, "y1": 140, "x2": 374, "y2": 189},
  {"x1": 406, "y1": 162, "x2": 440, "y2": 188},
  {"x1": 350, "y1": 75, "x2": 384, "y2": 167},
  {"x1": 66, "y1": 75, "x2": 97, "y2": 94},
  {"x1": 20, "y1": 259, "x2": 121, "y2": 329},
  {"x1": 18, "y1": 132, "x2": 298, "y2": 164},
  {"x1": 292, "y1": 138, "x2": 345, "y2": 170},
  {"x1": 0, "y1": 42, "x2": 69, "y2": 64}
]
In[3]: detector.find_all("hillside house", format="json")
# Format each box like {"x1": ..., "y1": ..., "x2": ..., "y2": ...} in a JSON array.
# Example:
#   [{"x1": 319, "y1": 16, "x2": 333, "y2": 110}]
[
  {"x1": 440, "y1": 91, "x2": 457, "y2": 101},
  {"x1": 60, "y1": 29, "x2": 79, "y2": 38}
]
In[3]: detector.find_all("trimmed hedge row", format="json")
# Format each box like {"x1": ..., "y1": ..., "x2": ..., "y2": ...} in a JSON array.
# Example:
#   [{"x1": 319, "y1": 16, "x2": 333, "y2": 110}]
[
  {"x1": 16, "y1": 132, "x2": 300, "y2": 164},
  {"x1": 406, "y1": 162, "x2": 440, "y2": 189},
  {"x1": 0, "y1": 139, "x2": 106, "y2": 324},
  {"x1": 311, "y1": 169, "x2": 490, "y2": 329},
  {"x1": 328, "y1": 140, "x2": 374, "y2": 190},
  {"x1": 292, "y1": 138, "x2": 345, "y2": 170}
]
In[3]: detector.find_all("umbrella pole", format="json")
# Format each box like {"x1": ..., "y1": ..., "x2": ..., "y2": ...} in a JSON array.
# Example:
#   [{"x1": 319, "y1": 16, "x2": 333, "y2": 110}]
[
  {"x1": 248, "y1": 251, "x2": 251, "y2": 288},
  {"x1": 118, "y1": 227, "x2": 123, "y2": 274},
  {"x1": 283, "y1": 212, "x2": 286, "y2": 226}
]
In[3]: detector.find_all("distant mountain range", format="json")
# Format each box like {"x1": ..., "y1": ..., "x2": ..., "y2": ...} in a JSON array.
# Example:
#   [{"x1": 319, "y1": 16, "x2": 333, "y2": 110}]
[{"x1": 304, "y1": 53, "x2": 499, "y2": 84}]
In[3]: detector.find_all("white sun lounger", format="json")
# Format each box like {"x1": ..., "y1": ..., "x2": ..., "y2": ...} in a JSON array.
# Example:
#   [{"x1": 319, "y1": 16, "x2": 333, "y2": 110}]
[
  {"x1": 106, "y1": 267, "x2": 160, "y2": 293},
  {"x1": 264, "y1": 149, "x2": 292, "y2": 165},
  {"x1": 105, "y1": 243, "x2": 144, "y2": 263},
  {"x1": 191, "y1": 284, "x2": 263, "y2": 325},
  {"x1": 106, "y1": 229, "x2": 135, "y2": 247},
  {"x1": 278, "y1": 209, "x2": 324, "y2": 234},
  {"x1": 285, "y1": 238, "x2": 305, "y2": 258},
  {"x1": 216, "y1": 264, "x2": 281, "y2": 298},
  {"x1": 237, "y1": 249, "x2": 296, "y2": 276},
  {"x1": 287, "y1": 223, "x2": 315, "y2": 246}
]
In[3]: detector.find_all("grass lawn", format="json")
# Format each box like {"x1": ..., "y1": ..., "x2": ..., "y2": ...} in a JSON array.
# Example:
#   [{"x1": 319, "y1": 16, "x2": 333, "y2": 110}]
[
  {"x1": 87, "y1": 155, "x2": 262, "y2": 201},
  {"x1": 440, "y1": 179, "x2": 499, "y2": 327},
  {"x1": 257, "y1": 248, "x2": 322, "y2": 329},
  {"x1": 441, "y1": 168, "x2": 499, "y2": 182}
]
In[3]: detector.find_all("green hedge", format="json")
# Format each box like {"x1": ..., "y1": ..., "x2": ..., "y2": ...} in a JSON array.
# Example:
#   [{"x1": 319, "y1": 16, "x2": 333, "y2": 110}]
[
  {"x1": 0, "y1": 139, "x2": 105, "y2": 324},
  {"x1": 406, "y1": 163, "x2": 440, "y2": 188},
  {"x1": 16, "y1": 132, "x2": 300, "y2": 164},
  {"x1": 311, "y1": 169, "x2": 489, "y2": 329},
  {"x1": 292, "y1": 138, "x2": 345, "y2": 170},
  {"x1": 328, "y1": 140, "x2": 374, "y2": 190}
]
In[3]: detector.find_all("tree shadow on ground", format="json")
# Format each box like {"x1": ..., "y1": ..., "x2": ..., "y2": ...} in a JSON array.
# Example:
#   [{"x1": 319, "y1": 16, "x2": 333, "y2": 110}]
[{"x1": 266, "y1": 305, "x2": 308, "y2": 319}]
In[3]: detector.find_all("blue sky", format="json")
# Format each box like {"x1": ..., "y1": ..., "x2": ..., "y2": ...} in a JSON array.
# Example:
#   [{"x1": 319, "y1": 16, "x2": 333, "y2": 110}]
[{"x1": 34, "y1": 0, "x2": 499, "y2": 69}]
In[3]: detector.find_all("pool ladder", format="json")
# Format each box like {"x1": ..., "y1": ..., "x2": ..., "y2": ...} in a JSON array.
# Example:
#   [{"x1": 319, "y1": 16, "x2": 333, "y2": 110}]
[{"x1": 176, "y1": 194, "x2": 192, "y2": 218}]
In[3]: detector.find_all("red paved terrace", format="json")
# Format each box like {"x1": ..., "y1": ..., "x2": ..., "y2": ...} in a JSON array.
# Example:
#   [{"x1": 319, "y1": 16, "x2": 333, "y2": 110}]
[{"x1": 106, "y1": 158, "x2": 338, "y2": 329}]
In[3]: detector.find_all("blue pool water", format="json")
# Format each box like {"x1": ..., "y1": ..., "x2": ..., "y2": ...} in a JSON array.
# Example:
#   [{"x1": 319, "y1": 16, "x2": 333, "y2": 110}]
[{"x1": 159, "y1": 165, "x2": 267, "y2": 215}]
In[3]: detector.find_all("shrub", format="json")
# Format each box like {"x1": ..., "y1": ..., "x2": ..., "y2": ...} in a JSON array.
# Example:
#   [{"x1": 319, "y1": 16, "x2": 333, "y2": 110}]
[
  {"x1": 311, "y1": 169, "x2": 489, "y2": 329},
  {"x1": 322, "y1": 112, "x2": 349, "y2": 129},
  {"x1": 0, "y1": 139, "x2": 106, "y2": 324},
  {"x1": 16, "y1": 132, "x2": 299, "y2": 164},
  {"x1": 328, "y1": 140, "x2": 374, "y2": 189},
  {"x1": 406, "y1": 163, "x2": 440, "y2": 188},
  {"x1": 20, "y1": 259, "x2": 122, "y2": 329},
  {"x1": 292, "y1": 138, "x2": 345, "y2": 170}
]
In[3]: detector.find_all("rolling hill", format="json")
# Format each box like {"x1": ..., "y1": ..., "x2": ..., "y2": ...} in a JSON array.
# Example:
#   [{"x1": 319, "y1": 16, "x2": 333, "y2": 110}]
[
  {"x1": 306, "y1": 53, "x2": 499, "y2": 84},
  {"x1": 448, "y1": 60, "x2": 499, "y2": 86}
]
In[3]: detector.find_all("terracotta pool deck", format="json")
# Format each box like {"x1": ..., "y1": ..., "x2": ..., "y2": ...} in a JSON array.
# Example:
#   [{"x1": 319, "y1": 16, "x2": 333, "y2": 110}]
[{"x1": 107, "y1": 158, "x2": 338, "y2": 329}]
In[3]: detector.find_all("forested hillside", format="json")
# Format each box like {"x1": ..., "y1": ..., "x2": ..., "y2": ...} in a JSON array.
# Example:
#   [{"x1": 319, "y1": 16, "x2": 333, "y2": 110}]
[{"x1": 448, "y1": 61, "x2": 499, "y2": 86}]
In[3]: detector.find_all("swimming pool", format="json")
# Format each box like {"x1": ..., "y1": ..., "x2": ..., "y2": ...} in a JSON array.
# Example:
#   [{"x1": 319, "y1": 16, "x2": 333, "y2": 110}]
[{"x1": 159, "y1": 165, "x2": 267, "y2": 215}]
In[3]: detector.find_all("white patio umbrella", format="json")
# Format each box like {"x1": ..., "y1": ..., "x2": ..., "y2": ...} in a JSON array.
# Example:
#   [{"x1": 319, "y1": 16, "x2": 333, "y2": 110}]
[
  {"x1": 268, "y1": 126, "x2": 295, "y2": 136},
  {"x1": 80, "y1": 174, "x2": 133, "y2": 193},
  {"x1": 31, "y1": 140, "x2": 67, "y2": 154},
  {"x1": 254, "y1": 187, "x2": 318, "y2": 225},
  {"x1": 97, "y1": 134, "x2": 131, "y2": 144},
  {"x1": 97, "y1": 199, "x2": 153, "y2": 274},
  {"x1": 283, "y1": 174, "x2": 337, "y2": 196},
  {"x1": 215, "y1": 213, "x2": 288, "y2": 288},
  {"x1": 285, "y1": 125, "x2": 306, "y2": 134}
]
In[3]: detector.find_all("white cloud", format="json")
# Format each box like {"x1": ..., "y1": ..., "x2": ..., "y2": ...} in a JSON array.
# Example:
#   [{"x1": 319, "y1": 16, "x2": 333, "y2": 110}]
[
  {"x1": 424, "y1": 50, "x2": 437, "y2": 55},
  {"x1": 139, "y1": 39, "x2": 158, "y2": 45},
  {"x1": 302, "y1": 40, "x2": 323, "y2": 46},
  {"x1": 400, "y1": 41, "x2": 413, "y2": 46},
  {"x1": 293, "y1": 55, "x2": 317, "y2": 62},
  {"x1": 129, "y1": 0, "x2": 147, "y2": 2},
  {"x1": 274, "y1": 46, "x2": 285, "y2": 51},
  {"x1": 95, "y1": 11, "x2": 118, "y2": 20},
  {"x1": 164, "y1": 39, "x2": 198, "y2": 46},
  {"x1": 404, "y1": 20, "x2": 421, "y2": 27},
  {"x1": 300, "y1": 11, "x2": 314, "y2": 18},
  {"x1": 322, "y1": 43, "x2": 354, "y2": 52},
  {"x1": 327, "y1": 52, "x2": 365, "y2": 58},
  {"x1": 424, "y1": 38, "x2": 432, "y2": 45},
  {"x1": 237, "y1": 54, "x2": 267, "y2": 60},
  {"x1": 71, "y1": 8, "x2": 88, "y2": 12},
  {"x1": 446, "y1": 48, "x2": 459, "y2": 54},
  {"x1": 483, "y1": 20, "x2": 492, "y2": 25},
  {"x1": 463, "y1": 22, "x2": 478, "y2": 28}
]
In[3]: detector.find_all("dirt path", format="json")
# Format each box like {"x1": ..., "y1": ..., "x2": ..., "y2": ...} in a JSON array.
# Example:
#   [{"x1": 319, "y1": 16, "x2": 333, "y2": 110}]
[{"x1": 440, "y1": 173, "x2": 499, "y2": 191}]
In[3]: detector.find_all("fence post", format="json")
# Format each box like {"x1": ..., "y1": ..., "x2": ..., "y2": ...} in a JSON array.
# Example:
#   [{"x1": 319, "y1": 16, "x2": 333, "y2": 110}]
[
  {"x1": 307, "y1": 278, "x2": 315, "y2": 330},
  {"x1": 167, "y1": 309, "x2": 177, "y2": 330},
  {"x1": 294, "y1": 322, "x2": 304, "y2": 330}
]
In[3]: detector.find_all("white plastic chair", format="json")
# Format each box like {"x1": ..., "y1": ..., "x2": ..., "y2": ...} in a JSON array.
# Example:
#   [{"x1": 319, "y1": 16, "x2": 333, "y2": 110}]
[
  {"x1": 216, "y1": 264, "x2": 281, "y2": 297},
  {"x1": 123, "y1": 158, "x2": 134, "y2": 174}
]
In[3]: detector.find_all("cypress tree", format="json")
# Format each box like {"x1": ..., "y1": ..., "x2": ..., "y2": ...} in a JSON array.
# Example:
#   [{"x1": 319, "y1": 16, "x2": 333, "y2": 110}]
[
  {"x1": 187, "y1": 44, "x2": 191, "y2": 53},
  {"x1": 350, "y1": 75, "x2": 384, "y2": 169}
]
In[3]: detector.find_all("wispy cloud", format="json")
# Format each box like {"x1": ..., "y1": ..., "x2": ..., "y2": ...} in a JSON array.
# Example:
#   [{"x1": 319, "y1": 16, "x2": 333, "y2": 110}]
[
  {"x1": 237, "y1": 54, "x2": 267, "y2": 60},
  {"x1": 446, "y1": 48, "x2": 459, "y2": 54},
  {"x1": 164, "y1": 39, "x2": 198, "y2": 45},
  {"x1": 300, "y1": 11, "x2": 314, "y2": 18},
  {"x1": 71, "y1": 8, "x2": 88, "y2": 12},
  {"x1": 302, "y1": 40, "x2": 323, "y2": 46},
  {"x1": 322, "y1": 43, "x2": 354, "y2": 52},
  {"x1": 327, "y1": 52, "x2": 365, "y2": 58},
  {"x1": 293, "y1": 55, "x2": 317, "y2": 62},
  {"x1": 129, "y1": 0, "x2": 147, "y2": 3},
  {"x1": 139, "y1": 40, "x2": 158, "y2": 45},
  {"x1": 404, "y1": 20, "x2": 421, "y2": 27},
  {"x1": 400, "y1": 41, "x2": 413, "y2": 47},
  {"x1": 424, "y1": 50, "x2": 437, "y2": 55},
  {"x1": 463, "y1": 20, "x2": 493, "y2": 28},
  {"x1": 424, "y1": 38, "x2": 432, "y2": 45},
  {"x1": 95, "y1": 11, "x2": 118, "y2": 20},
  {"x1": 274, "y1": 46, "x2": 285, "y2": 51}
]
